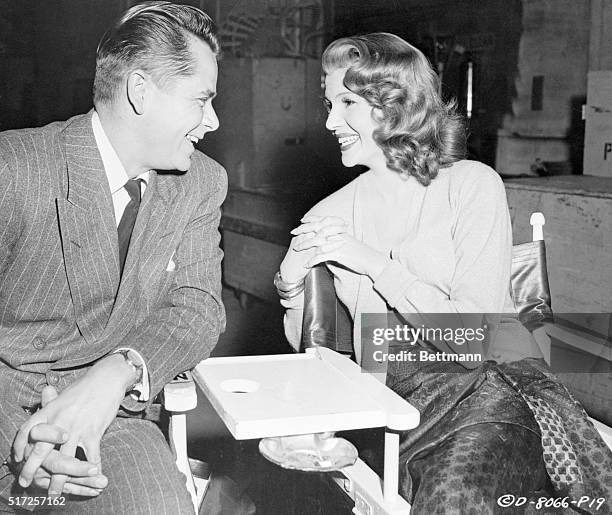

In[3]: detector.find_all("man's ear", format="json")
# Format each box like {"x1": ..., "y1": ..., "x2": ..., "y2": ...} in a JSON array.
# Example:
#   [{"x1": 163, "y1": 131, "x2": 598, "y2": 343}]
[{"x1": 126, "y1": 70, "x2": 148, "y2": 115}]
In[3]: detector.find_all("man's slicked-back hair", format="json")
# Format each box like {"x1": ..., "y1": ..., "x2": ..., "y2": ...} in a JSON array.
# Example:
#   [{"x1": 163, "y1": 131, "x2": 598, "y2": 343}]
[
  {"x1": 94, "y1": 1, "x2": 220, "y2": 105},
  {"x1": 322, "y1": 33, "x2": 466, "y2": 186}
]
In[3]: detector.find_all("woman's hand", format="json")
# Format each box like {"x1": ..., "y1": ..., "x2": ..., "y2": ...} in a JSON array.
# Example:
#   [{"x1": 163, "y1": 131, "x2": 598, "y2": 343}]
[
  {"x1": 279, "y1": 215, "x2": 348, "y2": 283},
  {"x1": 284, "y1": 215, "x2": 391, "y2": 280},
  {"x1": 305, "y1": 231, "x2": 390, "y2": 280}
]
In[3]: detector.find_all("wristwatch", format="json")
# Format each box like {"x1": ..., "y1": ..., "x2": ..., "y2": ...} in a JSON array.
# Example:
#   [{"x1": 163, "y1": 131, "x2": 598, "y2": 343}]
[{"x1": 113, "y1": 348, "x2": 144, "y2": 392}]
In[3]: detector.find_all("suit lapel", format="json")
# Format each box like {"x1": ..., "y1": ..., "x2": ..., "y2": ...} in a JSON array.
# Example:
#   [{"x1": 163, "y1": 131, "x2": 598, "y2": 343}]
[
  {"x1": 56, "y1": 111, "x2": 120, "y2": 343},
  {"x1": 110, "y1": 171, "x2": 189, "y2": 318}
]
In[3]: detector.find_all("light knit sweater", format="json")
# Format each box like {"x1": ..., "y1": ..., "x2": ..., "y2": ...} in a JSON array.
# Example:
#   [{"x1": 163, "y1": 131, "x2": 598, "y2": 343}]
[{"x1": 282, "y1": 160, "x2": 539, "y2": 364}]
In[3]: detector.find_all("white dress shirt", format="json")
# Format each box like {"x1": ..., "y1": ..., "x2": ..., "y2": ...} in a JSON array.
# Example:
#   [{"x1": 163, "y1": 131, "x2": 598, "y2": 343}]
[{"x1": 92, "y1": 111, "x2": 150, "y2": 401}]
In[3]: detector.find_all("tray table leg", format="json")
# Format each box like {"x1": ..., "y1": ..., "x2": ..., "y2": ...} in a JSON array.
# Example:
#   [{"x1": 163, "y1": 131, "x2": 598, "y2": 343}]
[{"x1": 384, "y1": 431, "x2": 400, "y2": 504}]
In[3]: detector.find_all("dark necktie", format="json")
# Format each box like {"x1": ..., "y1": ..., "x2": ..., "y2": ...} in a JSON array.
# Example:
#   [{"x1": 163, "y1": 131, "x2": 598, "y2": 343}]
[{"x1": 117, "y1": 179, "x2": 142, "y2": 276}]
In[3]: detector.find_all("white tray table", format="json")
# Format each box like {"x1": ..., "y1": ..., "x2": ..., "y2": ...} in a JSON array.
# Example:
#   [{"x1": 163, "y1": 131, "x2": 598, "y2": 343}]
[{"x1": 193, "y1": 347, "x2": 420, "y2": 515}]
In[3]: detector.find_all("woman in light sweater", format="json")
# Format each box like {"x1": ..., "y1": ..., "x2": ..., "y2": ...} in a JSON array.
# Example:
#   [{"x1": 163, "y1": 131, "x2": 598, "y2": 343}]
[{"x1": 276, "y1": 33, "x2": 611, "y2": 513}]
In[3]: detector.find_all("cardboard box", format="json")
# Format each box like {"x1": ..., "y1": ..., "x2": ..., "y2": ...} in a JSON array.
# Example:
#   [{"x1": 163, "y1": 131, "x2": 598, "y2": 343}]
[{"x1": 584, "y1": 70, "x2": 612, "y2": 177}]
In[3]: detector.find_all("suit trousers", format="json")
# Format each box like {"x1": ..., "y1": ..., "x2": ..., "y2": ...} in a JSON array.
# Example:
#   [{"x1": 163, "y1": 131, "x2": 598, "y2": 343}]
[{"x1": 0, "y1": 411, "x2": 193, "y2": 515}]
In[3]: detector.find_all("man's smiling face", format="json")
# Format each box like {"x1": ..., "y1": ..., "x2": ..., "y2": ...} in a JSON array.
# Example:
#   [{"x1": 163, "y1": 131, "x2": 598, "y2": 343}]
[{"x1": 141, "y1": 37, "x2": 219, "y2": 172}]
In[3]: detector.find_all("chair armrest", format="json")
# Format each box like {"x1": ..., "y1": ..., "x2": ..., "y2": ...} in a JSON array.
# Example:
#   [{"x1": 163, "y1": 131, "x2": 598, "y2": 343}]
[
  {"x1": 301, "y1": 265, "x2": 353, "y2": 355},
  {"x1": 531, "y1": 325, "x2": 552, "y2": 364},
  {"x1": 163, "y1": 371, "x2": 198, "y2": 412},
  {"x1": 544, "y1": 324, "x2": 612, "y2": 361}
]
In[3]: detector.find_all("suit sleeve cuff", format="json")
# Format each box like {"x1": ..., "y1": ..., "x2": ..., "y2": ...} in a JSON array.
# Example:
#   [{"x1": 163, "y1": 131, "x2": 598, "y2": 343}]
[{"x1": 113, "y1": 347, "x2": 150, "y2": 402}]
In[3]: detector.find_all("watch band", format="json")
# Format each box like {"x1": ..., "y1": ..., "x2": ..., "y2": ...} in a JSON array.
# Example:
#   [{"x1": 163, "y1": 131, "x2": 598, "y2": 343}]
[{"x1": 113, "y1": 349, "x2": 144, "y2": 392}]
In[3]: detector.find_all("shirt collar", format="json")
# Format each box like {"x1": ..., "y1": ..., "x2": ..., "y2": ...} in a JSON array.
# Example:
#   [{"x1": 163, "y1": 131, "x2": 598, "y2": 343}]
[{"x1": 92, "y1": 111, "x2": 150, "y2": 194}]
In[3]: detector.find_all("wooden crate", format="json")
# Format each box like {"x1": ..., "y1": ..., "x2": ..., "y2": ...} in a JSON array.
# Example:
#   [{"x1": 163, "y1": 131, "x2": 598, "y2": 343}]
[
  {"x1": 202, "y1": 57, "x2": 315, "y2": 189},
  {"x1": 223, "y1": 230, "x2": 287, "y2": 303},
  {"x1": 505, "y1": 176, "x2": 612, "y2": 424},
  {"x1": 505, "y1": 176, "x2": 612, "y2": 315},
  {"x1": 496, "y1": 129, "x2": 570, "y2": 176},
  {"x1": 584, "y1": 70, "x2": 612, "y2": 178}
]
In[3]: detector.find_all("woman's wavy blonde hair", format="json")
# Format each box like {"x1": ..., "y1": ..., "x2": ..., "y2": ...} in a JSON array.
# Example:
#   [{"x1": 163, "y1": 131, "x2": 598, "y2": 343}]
[{"x1": 322, "y1": 33, "x2": 466, "y2": 186}]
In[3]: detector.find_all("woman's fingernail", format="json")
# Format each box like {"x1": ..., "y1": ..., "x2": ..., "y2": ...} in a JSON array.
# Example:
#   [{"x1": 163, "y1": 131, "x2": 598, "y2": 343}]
[{"x1": 88, "y1": 467, "x2": 99, "y2": 475}]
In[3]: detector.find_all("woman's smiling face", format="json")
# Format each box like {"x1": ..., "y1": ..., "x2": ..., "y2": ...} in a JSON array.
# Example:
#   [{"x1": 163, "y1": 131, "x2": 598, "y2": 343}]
[{"x1": 324, "y1": 68, "x2": 386, "y2": 171}]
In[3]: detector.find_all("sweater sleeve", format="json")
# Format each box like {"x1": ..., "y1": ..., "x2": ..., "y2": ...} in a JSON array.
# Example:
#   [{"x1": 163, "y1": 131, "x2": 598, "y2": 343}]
[{"x1": 373, "y1": 166, "x2": 512, "y2": 314}]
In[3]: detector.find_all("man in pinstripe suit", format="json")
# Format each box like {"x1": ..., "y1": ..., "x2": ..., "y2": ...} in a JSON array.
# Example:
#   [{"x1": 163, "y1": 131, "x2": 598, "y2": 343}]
[{"x1": 0, "y1": 2, "x2": 227, "y2": 512}]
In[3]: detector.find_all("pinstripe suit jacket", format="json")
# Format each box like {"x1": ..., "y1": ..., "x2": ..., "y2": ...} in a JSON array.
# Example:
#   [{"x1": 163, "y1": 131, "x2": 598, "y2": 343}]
[{"x1": 0, "y1": 111, "x2": 227, "y2": 455}]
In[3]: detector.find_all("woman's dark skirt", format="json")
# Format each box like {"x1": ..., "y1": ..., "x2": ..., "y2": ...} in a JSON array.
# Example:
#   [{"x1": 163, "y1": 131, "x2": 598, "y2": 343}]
[{"x1": 354, "y1": 355, "x2": 612, "y2": 514}]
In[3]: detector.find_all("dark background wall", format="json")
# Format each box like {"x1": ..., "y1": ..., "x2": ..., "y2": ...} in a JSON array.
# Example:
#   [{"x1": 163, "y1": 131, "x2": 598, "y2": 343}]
[
  {"x1": 332, "y1": 0, "x2": 522, "y2": 166},
  {"x1": 0, "y1": 0, "x2": 126, "y2": 131},
  {"x1": 1, "y1": 1, "x2": 604, "y2": 184},
  {"x1": 1, "y1": 0, "x2": 522, "y2": 169}
]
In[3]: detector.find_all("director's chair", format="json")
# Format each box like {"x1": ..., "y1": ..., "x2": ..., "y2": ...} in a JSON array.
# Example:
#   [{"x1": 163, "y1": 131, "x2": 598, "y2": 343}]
[{"x1": 164, "y1": 212, "x2": 612, "y2": 514}]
